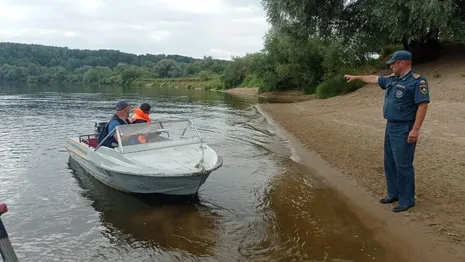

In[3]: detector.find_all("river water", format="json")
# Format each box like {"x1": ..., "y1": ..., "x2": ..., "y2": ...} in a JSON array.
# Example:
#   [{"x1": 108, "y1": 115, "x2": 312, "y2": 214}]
[{"x1": 0, "y1": 84, "x2": 391, "y2": 261}]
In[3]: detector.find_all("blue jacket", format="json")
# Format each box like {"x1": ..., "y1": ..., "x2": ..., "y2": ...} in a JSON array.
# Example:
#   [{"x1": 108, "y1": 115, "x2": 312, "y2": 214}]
[
  {"x1": 97, "y1": 115, "x2": 129, "y2": 148},
  {"x1": 378, "y1": 70, "x2": 430, "y2": 122}
]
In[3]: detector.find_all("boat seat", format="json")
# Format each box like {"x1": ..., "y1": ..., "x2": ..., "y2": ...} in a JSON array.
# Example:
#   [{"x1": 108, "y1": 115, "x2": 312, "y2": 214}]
[{"x1": 82, "y1": 137, "x2": 98, "y2": 148}]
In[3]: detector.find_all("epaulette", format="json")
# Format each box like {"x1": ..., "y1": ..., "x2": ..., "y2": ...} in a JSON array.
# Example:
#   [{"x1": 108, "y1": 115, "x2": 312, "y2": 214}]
[
  {"x1": 385, "y1": 73, "x2": 396, "y2": 78},
  {"x1": 412, "y1": 73, "x2": 421, "y2": 79}
]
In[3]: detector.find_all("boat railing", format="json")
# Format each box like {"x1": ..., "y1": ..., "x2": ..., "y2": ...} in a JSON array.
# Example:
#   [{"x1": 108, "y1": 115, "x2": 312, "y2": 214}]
[
  {"x1": 185, "y1": 119, "x2": 203, "y2": 142},
  {"x1": 118, "y1": 119, "x2": 203, "y2": 153},
  {"x1": 117, "y1": 137, "x2": 203, "y2": 154},
  {"x1": 93, "y1": 118, "x2": 204, "y2": 153}
]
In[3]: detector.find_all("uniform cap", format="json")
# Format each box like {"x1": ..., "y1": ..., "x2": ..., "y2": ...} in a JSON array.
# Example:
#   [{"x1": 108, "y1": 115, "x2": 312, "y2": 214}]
[
  {"x1": 386, "y1": 50, "x2": 412, "y2": 64},
  {"x1": 115, "y1": 101, "x2": 129, "y2": 110}
]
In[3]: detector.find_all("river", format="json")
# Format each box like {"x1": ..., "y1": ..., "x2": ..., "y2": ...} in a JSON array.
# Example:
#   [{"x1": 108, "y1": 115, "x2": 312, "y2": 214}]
[{"x1": 0, "y1": 84, "x2": 390, "y2": 261}]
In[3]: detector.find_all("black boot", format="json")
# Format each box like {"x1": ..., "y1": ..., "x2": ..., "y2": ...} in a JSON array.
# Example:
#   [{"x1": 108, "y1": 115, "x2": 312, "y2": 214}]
[{"x1": 379, "y1": 196, "x2": 398, "y2": 204}]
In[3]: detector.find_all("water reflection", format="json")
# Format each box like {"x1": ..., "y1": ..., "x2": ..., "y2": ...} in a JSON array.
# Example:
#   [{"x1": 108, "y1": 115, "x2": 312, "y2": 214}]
[
  {"x1": 257, "y1": 158, "x2": 389, "y2": 262},
  {"x1": 68, "y1": 157, "x2": 220, "y2": 258},
  {"x1": 0, "y1": 82, "x2": 272, "y2": 110}
]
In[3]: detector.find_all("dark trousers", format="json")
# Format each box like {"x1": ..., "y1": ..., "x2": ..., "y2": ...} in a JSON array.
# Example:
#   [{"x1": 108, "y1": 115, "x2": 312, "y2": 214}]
[{"x1": 384, "y1": 120, "x2": 417, "y2": 207}]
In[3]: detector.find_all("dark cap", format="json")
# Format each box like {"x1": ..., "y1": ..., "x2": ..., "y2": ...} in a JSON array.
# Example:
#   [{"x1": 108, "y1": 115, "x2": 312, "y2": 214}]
[
  {"x1": 386, "y1": 50, "x2": 412, "y2": 64},
  {"x1": 140, "y1": 103, "x2": 151, "y2": 113},
  {"x1": 115, "y1": 101, "x2": 129, "y2": 110}
]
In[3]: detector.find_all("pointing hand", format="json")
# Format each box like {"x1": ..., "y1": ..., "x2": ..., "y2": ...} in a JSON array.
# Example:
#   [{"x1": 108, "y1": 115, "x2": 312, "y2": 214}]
[{"x1": 344, "y1": 75, "x2": 357, "y2": 83}]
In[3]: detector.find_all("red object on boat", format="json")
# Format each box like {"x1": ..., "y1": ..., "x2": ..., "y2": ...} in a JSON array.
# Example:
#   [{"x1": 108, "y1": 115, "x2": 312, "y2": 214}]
[{"x1": 0, "y1": 203, "x2": 8, "y2": 215}]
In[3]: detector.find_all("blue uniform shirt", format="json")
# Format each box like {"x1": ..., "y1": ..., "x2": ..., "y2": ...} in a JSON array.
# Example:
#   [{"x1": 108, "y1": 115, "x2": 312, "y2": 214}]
[
  {"x1": 378, "y1": 70, "x2": 430, "y2": 122},
  {"x1": 108, "y1": 119, "x2": 122, "y2": 137}
]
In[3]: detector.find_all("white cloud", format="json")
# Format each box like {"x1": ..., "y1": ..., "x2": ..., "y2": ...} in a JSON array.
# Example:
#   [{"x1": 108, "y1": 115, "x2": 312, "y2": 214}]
[
  {"x1": 0, "y1": 29, "x2": 28, "y2": 38},
  {"x1": 0, "y1": 0, "x2": 270, "y2": 59},
  {"x1": 152, "y1": 0, "x2": 224, "y2": 14},
  {"x1": 230, "y1": 17, "x2": 268, "y2": 25},
  {"x1": 40, "y1": 30, "x2": 59, "y2": 36},
  {"x1": 64, "y1": 32, "x2": 76, "y2": 37},
  {"x1": 77, "y1": 0, "x2": 103, "y2": 14},
  {"x1": 0, "y1": 3, "x2": 32, "y2": 21},
  {"x1": 209, "y1": 48, "x2": 240, "y2": 60},
  {"x1": 149, "y1": 31, "x2": 171, "y2": 42},
  {"x1": 234, "y1": 5, "x2": 262, "y2": 13}
]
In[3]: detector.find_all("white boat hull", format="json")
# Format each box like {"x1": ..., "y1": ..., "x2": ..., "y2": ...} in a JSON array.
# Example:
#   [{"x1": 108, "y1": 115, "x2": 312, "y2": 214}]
[{"x1": 66, "y1": 139, "x2": 222, "y2": 195}]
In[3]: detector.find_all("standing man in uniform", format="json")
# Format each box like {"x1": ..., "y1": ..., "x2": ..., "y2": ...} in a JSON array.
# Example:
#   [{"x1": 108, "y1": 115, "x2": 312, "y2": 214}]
[{"x1": 344, "y1": 50, "x2": 430, "y2": 212}]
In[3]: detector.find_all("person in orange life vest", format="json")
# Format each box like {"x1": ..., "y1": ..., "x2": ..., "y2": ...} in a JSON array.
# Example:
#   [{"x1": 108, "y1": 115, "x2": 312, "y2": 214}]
[
  {"x1": 130, "y1": 103, "x2": 152, "y2": 144},
  {"x1": 131, "y1": 103, "x2": 152, "y2": 124}
]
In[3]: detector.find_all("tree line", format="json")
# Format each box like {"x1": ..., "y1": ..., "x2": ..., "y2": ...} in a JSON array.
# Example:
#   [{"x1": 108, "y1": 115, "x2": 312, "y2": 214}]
[{"x1": 0, "y1": 42, "x2": 229, "y2": 86}]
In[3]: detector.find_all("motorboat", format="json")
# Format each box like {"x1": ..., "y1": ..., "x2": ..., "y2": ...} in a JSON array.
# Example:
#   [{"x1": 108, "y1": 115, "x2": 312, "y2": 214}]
[{"x1": 66, "y1": 118, "x2": 223, "y2": 195}]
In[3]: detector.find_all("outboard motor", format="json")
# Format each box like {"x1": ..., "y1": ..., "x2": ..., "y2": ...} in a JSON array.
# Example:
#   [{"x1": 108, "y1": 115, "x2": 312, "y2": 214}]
[{"x1": 94, "y1": 122, "x2": 107, "y2": 135}]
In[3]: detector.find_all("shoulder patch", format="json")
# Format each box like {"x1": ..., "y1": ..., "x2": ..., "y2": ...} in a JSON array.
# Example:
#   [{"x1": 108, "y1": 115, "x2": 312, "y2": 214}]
[
  {"x1": 412, "y1": 73, "x2": 421, "y2": 79},
  {"x1": 419, "y1": 80, "x2": 428, "y2": 95}
]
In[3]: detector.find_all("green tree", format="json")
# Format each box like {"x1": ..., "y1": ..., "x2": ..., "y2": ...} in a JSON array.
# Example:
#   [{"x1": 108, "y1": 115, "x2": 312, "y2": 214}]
[
  {"x1": 198, "y1": 70, "x2": 214, "y2": 81},
  {"x1": 261, "y1": 0, "x2": 465, "y2": 60},
  {"x1": 53, "y1": 66, "x2": 68, "y2": 83},
  {"x1": 27, "y1": 63, "x2": 38, "y2": 75},
  {"x1": 221, "y1": 56, "x2": 249, "y2": 88},
  {"x1": 121, "y1": 67, "x2": 144, "y2": 86},
  {"x1": 153, "y1": 59, "x2": 182, "y2": 78}
]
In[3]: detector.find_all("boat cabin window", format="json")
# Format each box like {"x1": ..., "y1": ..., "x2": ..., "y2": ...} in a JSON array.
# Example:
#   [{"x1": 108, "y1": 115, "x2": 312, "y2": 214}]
[{"x1": 115, "y1": 119, "x2": 203, "y2": 153}]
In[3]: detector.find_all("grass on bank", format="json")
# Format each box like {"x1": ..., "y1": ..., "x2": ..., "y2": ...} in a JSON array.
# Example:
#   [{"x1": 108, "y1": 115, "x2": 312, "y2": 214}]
[{"x1": 132, "y1": 76, "x2": 224, "y2": 90}]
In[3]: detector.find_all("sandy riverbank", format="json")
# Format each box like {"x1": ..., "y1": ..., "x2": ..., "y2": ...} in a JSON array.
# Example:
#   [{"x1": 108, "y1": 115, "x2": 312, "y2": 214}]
[{"x1": 233, "y1": 48, "x2": 465, "y2": 261}]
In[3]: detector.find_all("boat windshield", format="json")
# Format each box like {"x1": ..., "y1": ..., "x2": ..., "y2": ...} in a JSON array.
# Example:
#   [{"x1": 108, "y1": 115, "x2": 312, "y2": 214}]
[{"x1": 115, "y1": 119, "x2": 203, "y2": 153}]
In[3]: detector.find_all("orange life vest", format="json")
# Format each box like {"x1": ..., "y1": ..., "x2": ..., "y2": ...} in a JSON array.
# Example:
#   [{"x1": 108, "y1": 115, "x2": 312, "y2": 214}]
[
  {"x1": 131, "y1": 108, "x2": 151, "y2": 123},
  {"x1": 137, "y1": 135, "x2": 147, "y2": 143},
  {"x1": 130, "y1": 108, "x2": 151, "y2": 144}
]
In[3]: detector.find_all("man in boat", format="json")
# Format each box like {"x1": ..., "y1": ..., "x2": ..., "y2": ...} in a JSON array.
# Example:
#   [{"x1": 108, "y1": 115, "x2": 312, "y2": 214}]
[
  {"x1": 97, "y1": 101, "x2": 131, "y2": 148},
  {"x1": 131, "y1": 103, "x2": 152, "y2": 123}
]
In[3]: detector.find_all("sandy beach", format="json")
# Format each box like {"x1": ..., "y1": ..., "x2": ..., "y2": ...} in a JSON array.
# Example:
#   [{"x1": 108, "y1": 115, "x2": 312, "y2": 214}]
[{"x1": 246, "y1": 49, "x2": 465, "y2": 260}]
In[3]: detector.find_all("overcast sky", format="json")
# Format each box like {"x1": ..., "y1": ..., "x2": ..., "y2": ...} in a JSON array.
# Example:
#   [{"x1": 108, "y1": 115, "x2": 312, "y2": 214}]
[{"x1": 0, "y1": 0, "x2": 270, "y2": 60}]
